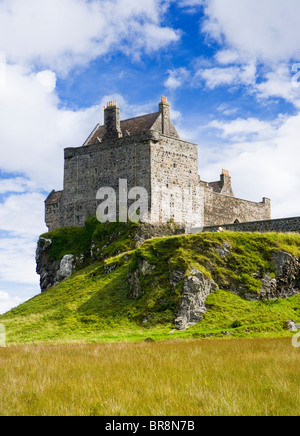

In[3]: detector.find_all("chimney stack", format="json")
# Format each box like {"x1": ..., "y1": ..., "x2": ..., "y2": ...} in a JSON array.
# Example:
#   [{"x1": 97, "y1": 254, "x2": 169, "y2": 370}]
[
  {"x1": 103, "y1": 100, "x2": 122, "y2": 141},
  {"x1": 159, "y1": 96, "x2": 171, "y2": 136},
  {"x1": 220, "y1": 169, "x2": 234, "y2": 196}
]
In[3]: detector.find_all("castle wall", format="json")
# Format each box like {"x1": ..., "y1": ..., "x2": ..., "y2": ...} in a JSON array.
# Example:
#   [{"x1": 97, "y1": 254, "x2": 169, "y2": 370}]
[
  {"x1": 150, "y1": 136, "x2": 204, "y2": 227},
  {"x1": 203, "y1": 185, "x2": 271, "y2": 227},
  {"x1": 193, "y1": 216, "x2": 300, "y2": 234},
  {"x1": 44, "y1": 98, "x2": 272, "y2": 232},
  {"x1": 45, "y1": 203, "x2": 61, "y2": 231},
  {"x1": 59, "y1": 131, "x2": 155, "y2": 228}
]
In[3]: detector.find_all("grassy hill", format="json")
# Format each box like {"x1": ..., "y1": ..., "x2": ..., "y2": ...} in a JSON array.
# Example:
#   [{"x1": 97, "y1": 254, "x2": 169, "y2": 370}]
[{"x1": 1, "y1": 221, "x2": 300, "y2": 345}]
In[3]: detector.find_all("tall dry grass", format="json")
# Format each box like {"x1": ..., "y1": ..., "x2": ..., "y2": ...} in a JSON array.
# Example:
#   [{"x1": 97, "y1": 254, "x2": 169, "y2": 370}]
[{"x1": 0, "y1": 338, "x2": 299, "y2": 416}]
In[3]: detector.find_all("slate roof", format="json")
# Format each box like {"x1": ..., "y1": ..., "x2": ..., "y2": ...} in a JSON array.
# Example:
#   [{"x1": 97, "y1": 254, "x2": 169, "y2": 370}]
[
  {"x1": 83, "y1": 112, "x2": 163, "y2": 146},
  {"x1": 208, "y1": 181, "x2": 222, "y2": 193},
  {"x1": 45, "y1": 190, "x2": 63, "y2": 205}
]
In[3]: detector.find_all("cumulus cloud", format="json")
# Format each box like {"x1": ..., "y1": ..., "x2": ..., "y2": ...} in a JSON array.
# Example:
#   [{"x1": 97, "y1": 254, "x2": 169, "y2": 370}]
[
  {"x1": 209, "y1": 117, "x2": 282, "y2": 142},
  {"x1": 201, "y1": 0, "x2": 300, "y2": 63},
  {"x1": 0, "y1": 193, "x2": 46, "y2": 238},
  {"x1": 0, "y1": 0, "x2": 180, "y2": 73},
  {"x1": 164, "y1": 68, "x2": 190, "y2": 89},
  {"x1": 0, "y1": 62, "x2": 101, "y2": 189},
  {"x1": 0, "y1": 290, "x2": 24, "y2": 315},
  {"x1": 196, "y1": 64, "x2": 257, "y2": 89},
  {"x1": 0, "y1": 177, "x2": 37, "y2": 195},
  {"x1": 199, "y1": 112, "x2": 300, "y2": 218},
  {"x1": 256, "y1": 64, "x2": 300, "y2": 108}
]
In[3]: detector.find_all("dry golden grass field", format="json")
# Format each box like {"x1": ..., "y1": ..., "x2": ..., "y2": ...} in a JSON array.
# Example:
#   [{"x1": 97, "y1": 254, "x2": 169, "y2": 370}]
[{"x1": 0, "y1": 338, "x2": 299, "y2": 416}]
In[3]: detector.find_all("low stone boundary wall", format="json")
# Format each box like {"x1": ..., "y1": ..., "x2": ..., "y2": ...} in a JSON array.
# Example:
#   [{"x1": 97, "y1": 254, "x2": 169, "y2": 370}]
[{"x1": 190, "y1": 217, "x2": 300, "y2": 234}]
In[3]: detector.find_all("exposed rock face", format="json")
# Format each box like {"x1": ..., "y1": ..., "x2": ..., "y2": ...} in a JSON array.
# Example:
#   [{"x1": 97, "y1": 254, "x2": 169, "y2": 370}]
[
  {"x1": 175, "y1": 268, "x2": 218, "y2": 331},
  {"x1": 128, "y1": 260, "x2": 156, "y2": 299},
  {"x1": 36, "y1": 238, "x2": 75, "y2": 292},
  {"x1": 286, "y1": 320, "x2": 298, "y2": 332},
  {"x1": 169, "y1": 270, "x2": 185, "y2": 288},
  {"x1": 260, "y1": 274, "x2": 278, "y2": 300},
  {"x1": 215, "y1": 242, "x2": 231, "y2": 258},
  {"x1": 260, "y1": 251, "x2": 300, "y2": 300},
  {"x1": 56, "y1": 255, "x2": 76, "y2": 282}
]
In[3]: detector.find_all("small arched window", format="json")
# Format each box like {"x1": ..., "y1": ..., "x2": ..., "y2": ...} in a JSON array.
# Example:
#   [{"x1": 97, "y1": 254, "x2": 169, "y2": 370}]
[{"x1": 234, "y1": 219, "x2": 240, "y2": 224}]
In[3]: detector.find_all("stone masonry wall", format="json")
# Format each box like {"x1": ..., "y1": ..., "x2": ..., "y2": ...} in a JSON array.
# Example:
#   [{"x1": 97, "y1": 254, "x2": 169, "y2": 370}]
[
  {"x1": 203, "y1": 185, "x2": 271, "y2": 227},
  {"x1": 45, "y1": 203, "x2": 61, "y2": 230},
  {"x1": 193, "y1": 216, "x2": 300, "y2": 234},
  {"x1": 150, "y1": 135, "x2": 204, "y2": 228},
  {"x1": 59, "y1": 131, "x2": 156, "y2": 228}
]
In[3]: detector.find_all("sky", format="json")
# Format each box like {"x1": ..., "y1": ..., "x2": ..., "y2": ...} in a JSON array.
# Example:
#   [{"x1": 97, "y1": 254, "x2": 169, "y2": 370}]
[{"x1": 1, "y1": 0, "x2": 300, "y2": 314}]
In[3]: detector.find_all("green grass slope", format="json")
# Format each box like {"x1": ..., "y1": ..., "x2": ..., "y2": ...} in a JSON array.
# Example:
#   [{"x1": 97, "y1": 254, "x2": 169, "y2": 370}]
[{"x1": 1, "y1": 227, "x2": 300, "y2": 345}]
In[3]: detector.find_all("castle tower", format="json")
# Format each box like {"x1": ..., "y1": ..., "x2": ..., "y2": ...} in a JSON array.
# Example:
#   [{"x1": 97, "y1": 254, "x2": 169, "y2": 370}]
[
  {"x1": 45, "y1": 97, "x2": 271, "y2": 232},
  {"x1": 102, "y1": 100, "x2": 123, "y2": 141}
]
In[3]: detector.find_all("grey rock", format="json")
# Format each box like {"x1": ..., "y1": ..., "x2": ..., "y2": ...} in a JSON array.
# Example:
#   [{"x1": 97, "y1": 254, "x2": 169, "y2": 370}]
[
  {"x1": 271, "y1": 251, "x2": 300, "y2": 298},
  {"x1": 128, "y1": 260, "x2": 156, "y2": 299},
  {"x1": 175, "y1": 268, "x2": 218, "y2": 331},
  {"x1": 259, "y1": 251, "x2": 300, "y2": 300},
  {"x1": 287, "y1": 320, "x2": 298, "y2": 332},
  {"x1": 215, "y1": 242, "x2": 231, "y2": 258},
  {"x1": 104, "y1": 263, "x2": 119, "y2": 275},
  {"x1": 140, "y1": 260, "x2": 156, "y2": 276},
  {"x1": 169, "y1": 269, "x2": 185, "y2": 288},
  {"x1": 36, "y1": 238, "x2": 76, "y2": 292},
  {"x1": 260, "y1": 273, "x2": 278, "y2": 300},
  {"x1": 128, "y1": 270, "x2": 141, "y2": 299},
  {"x1": 36, "y1": 238, "x2": 60, "y2": 292},
  {"x1": 56, "y1": 255, "x2": 75, "y2": 282}
]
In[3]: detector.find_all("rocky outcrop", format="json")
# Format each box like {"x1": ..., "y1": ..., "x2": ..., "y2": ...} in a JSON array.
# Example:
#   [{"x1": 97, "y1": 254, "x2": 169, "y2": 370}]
[
  {"x1": 260, "y1": 251, "x2": 300, "y2": 300},
  {"x1": 128, "y1": 260, "x2": 156, "y2": 299},
  {"x1": 36, "y1": 238, "x2": 76, "y2": 292},
  {"x1": 175, "y1": 269, "x2": 219, "y2": 331}
]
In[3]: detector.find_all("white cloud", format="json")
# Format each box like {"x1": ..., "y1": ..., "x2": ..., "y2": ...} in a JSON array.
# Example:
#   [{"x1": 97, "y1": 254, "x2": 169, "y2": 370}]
[
  {"x1": 0, "y1": 192, "x2": 48, "y2": 306},
  {"x1": 0, "y1": 0, "x2": 180, "y2": 73},
  {"x1": 0, "y1": 62, "x2": 102, "y2": 190},
  {"x1": 199, "y1": 112, "x2": 300, "y2": 218},
  {"x1": 255, "y1": 64, "x2": 300, "y2": 108},
  {"x1": 0, "y1": 235, "x2": 40, "y2": 285},
  {"x1": 0, "y1": 193, "x2": 46, "y2": 238},
  {"x1": 201, "y1": 0, "x2": 300, "y2": 63},
  {"x1": 217, "y1": 103, "x2": 239, "y2": 117},
  {"x1": 189, "y1": 0, "x2": 300, "y2": 108},
  {"x1": 209, "y1": 117, "x2": 281, "y2": 142},
  {"x1": 0, "y1": 290, "x2": 24, "y2": 315},
  {"x1": 215, "y1": 49, "x2": 240, "y2": 65},
  {"x1": 36, "y1": 70, "x2": 57, "y2": 94},
  {"x1": 164, "y1": 68, "x2": 190, "y2": 89},
  {"x1": 196, "y1": 64, "x2": 256, "y2": 89},
  {"x1": 0, "y1": 177, "x2": 37, "y2": 195}
]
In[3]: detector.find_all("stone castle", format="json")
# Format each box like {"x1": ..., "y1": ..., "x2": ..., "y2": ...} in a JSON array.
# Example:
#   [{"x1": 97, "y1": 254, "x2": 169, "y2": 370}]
[{"x1": 45, "y1": 97, "x2": 271, "y2": 232}]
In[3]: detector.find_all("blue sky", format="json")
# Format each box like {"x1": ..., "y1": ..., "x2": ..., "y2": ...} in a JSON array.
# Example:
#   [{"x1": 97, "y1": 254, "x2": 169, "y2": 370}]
[{"x1": 1, "y1": 0, "x2": 300, "y2": 313}]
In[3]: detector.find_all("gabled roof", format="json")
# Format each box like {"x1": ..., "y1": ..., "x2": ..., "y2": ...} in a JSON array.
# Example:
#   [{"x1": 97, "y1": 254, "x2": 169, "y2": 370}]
[
  {"x1": 208, "y1": 181, "x2": 222, "y2": 194},
  {"x1": 45, "y1": 190, "x2": 63, "y2": 205},
  {"x1": 83, "y1": 111, "x2": 179, "y2": 146}
]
